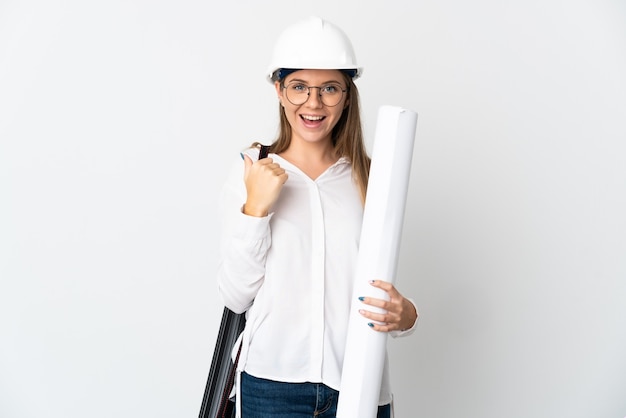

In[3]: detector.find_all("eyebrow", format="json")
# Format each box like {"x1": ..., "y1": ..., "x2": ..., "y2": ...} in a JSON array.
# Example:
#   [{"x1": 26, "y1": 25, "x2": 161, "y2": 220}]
[{"x1": 288, "y1": 78, "x2": 344, "y2": 85}]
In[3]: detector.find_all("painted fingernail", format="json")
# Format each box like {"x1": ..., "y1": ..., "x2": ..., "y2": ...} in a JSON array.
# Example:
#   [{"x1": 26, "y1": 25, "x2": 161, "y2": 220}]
[
  {"x1": 358, "y1": 296, "x2": 365, "y2": 301},
  {"x1": 369, "y1": 280, "x2": 375, "y2": 284},
  {"x1": 368, "y1": 322, "x2": 374, "y2": 328},
  {"x1": 240, "y1": 152, "x2": 244, "y2": 160}
]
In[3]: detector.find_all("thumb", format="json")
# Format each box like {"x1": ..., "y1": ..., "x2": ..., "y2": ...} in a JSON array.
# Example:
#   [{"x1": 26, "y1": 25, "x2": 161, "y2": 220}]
[{"x1": 242, "y1": 153, "x2": 253, "y2": 178}]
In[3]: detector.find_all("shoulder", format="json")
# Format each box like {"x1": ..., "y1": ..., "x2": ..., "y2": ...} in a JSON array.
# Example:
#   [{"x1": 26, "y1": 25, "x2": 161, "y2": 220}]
[
  {"x1": 241, "y1": 147, "x2": 259, "y2": 160},
  {"x1": 241, "y1": 143, "x2": 271, "y2": 160}
]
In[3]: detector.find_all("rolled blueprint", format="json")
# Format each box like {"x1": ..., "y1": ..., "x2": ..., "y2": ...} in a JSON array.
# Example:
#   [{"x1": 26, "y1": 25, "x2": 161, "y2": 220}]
[
  {"x1": 199, "y1": 307, "x2": 245, "y2": 418},
  {"x1": 336, "y1": 105, "x2": 418, "y2": 418}
]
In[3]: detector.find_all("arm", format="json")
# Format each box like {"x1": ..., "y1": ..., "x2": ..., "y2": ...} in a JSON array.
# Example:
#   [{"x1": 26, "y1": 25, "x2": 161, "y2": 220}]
[
  {"x1": 216, "y1": 152, "x2": 287, "y2": 313},
  {"x1": 358, "y1": 280, "x2": 419, "y2": 337}
]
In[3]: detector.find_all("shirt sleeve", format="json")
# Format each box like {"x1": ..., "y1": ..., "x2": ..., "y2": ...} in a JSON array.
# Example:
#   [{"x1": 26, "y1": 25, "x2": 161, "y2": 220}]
[
  {"x1": 216, "y1": 152, "x2": 272, "y2": 314},
  {"x1": 389, "y1": 298, "x2": 419, "y2": 338}
]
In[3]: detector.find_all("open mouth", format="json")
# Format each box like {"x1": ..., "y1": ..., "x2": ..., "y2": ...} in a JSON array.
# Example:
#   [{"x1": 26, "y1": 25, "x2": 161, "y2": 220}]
[{"x1": 300, "y1": 115, "x2": 325, "y2": 122}]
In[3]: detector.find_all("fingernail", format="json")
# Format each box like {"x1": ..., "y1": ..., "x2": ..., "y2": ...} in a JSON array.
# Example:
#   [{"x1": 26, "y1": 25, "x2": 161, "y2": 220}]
[
  {"x1": 368, "y1": 322, "x2": 374, "y2": 328},
  {"x1": 358, "y1": 296, "x2": 365, "y2": 301},
  {"x1": 240, "y1": 152, "x2": 244, "y2": 160},
  {"x1": 369, "y1": 280, "x2": 375, "y2": 284}
]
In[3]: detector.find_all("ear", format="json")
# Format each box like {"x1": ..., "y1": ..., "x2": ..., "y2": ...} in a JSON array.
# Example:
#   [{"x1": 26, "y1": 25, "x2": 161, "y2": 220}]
[{"x1": 275, "y1": 81, "x2": 284, "y2": 105}]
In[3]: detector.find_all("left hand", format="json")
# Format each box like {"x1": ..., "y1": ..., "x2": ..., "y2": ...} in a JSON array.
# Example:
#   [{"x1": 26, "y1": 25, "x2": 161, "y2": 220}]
[{"x1": 358, "y1": 280, "x2": 418, "y2": 332}]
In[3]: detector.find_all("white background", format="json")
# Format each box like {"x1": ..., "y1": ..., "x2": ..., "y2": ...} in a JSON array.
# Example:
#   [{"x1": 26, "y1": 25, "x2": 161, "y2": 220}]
[{"x1": 1, "y1": 1, "x2": 625, "y2": 417}]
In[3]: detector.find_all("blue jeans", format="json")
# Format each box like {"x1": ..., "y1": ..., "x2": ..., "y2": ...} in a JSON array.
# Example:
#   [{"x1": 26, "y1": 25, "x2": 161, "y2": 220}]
[{"x1": 240, "y1": 371, "x2": 391, "y2": 418}]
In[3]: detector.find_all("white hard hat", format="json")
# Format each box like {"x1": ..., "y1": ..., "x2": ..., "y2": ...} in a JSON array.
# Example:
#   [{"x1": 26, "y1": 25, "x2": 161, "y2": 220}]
[{"x1": 266, "y1": 16, "x2": 362, "y2": 83}]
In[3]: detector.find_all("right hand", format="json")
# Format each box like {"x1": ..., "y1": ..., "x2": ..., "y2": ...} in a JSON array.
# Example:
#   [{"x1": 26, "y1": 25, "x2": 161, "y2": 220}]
[{"x1": 242, "y1": 154, "x2": 288, "y2": 217}]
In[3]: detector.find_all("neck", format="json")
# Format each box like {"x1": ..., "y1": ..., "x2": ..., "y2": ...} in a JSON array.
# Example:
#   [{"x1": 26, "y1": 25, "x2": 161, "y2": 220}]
[
  {"x1": 282, "y1": 137, "x2": 337, "y2": 164},
  {"x1": 280, "y1": 138, "x2": 338, "y2": 179}
]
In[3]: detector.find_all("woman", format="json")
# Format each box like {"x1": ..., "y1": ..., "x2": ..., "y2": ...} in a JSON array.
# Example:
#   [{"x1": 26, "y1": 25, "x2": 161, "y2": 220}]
[{"x1": 217, "y1": 16, "x2": 418, "y2": 418}]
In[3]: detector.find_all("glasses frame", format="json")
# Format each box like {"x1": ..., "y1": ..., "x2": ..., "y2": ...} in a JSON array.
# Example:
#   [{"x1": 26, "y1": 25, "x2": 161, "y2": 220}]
[{"x1": 281, "y1": 81, "x2": 348, "y2": 107}]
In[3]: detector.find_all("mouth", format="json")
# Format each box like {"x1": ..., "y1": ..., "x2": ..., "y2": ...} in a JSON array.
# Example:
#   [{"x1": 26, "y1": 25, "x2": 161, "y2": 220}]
[{"x1": 300, "y1": 114, "x2": 325, "y2": 122}]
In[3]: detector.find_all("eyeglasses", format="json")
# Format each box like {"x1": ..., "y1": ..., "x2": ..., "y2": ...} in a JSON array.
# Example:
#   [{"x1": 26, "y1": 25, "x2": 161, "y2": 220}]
[{"x1": 281, "y1": 81, "x2": 347, "y2": 107}]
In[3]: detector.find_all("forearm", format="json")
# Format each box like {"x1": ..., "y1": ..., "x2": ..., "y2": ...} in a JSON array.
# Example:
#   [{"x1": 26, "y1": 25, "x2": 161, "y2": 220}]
[{"x1": 217, "y1": 212, "x2": 272, "y2": 313}]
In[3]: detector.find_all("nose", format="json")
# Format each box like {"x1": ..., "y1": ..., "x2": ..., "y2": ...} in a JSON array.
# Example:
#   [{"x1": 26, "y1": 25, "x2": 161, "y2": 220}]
[{"x1": 305, "y1": 87, "x2": 324, "y2": 107}]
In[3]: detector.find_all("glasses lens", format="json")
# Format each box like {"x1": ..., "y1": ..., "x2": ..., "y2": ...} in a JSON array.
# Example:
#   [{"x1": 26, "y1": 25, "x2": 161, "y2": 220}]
[
  {"x1": 285, "y1": 83, "x2": 308, "y2": 105},
  {"x1": 284, "y1": 83, "x2": 345, "y2": 107},
  {"x1": 319, "y1": 84, "x2": 343, "y2": 107}
]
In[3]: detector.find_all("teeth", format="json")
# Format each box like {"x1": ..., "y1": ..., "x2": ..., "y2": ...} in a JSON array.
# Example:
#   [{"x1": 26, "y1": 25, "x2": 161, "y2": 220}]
[{"x1": 302, "y1": 115, "x2": 324, "y2": 121}]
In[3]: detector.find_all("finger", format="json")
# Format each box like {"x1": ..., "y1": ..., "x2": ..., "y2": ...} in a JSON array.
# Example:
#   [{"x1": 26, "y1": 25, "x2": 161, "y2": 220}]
[
  {"x1": 358, "y1": 308, "x2": 396, "y2": 324},
  {"x1": 256, "y1": 157, "x2": 274, "y2": 166},
  {"x1": 358, "y1": 310, "x2": 400, "y2": 333},
  {"x1": 370, "y1": 280, "x2": 402, "y2": 300},
  {"x1": 265, "y1": 165, "x2": 288, "y2": 184},
  {"x1": 257, "y1": 160, "x2": 285, "y2": 176},
  {"x1": 359, "y1": 295, "x2": 389, "y2": 310},
  {"x1": 242, "y1": 154, "x2": 253, "y2": 178},
  {"x1": 262, "y1": 167, "x2": 287, "y2": 184},
  {"x1": 267, "y1": 164, "x2": 285, "y2": 174},
  {"x1": 369, "y1": 279, "x2": 395, "y2": 292},
  {"x1": 368, "y1": 322, "x2": 399, "y2": 333}
]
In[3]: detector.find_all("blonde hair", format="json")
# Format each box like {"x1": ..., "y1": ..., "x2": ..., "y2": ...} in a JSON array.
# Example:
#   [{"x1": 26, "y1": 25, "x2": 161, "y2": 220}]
[{"x1": 252, "y1": 74, "x2": 370, "y2": 203}]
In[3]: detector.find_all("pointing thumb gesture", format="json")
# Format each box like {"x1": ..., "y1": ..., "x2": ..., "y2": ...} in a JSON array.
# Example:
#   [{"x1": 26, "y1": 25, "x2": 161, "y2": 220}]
[
  {"x1": 242, "y1": 153, "x2": 254, "y2": 182},
  {"x1": 241, "y1": 152, "x2": 288, "y2": 217}
]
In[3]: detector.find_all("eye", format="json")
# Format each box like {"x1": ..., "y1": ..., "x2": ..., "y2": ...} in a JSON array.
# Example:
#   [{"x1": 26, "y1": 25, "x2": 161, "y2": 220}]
[
  {"x1": 321, "y1": 84, "x2": 342, "y2": 95},
  {"x1": 290, "y1": 83, "x2": 308, "y2": 92}
]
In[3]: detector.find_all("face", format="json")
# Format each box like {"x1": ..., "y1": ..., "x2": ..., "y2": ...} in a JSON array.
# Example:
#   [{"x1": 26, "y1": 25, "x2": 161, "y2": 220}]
[{"x1": 275, "y1": 69, "x2": 348, "y2": 147}]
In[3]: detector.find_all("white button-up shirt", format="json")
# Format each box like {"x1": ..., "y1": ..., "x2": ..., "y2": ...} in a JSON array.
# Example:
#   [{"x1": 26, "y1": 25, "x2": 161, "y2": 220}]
[{"x1": 217, "y1": 147, "x2": 414, "y2": 407}]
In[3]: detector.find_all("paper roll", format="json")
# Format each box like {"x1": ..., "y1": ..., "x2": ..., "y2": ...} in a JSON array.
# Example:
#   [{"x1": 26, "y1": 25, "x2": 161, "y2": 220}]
[{"x1": 336, "y1": 105, "x2": 417, "y2": 418}]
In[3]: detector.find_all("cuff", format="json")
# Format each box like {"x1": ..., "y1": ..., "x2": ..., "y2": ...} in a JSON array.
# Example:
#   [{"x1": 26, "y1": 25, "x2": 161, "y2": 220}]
[
  {"x1": 390, "y1": 298, "x2": 418, "y2": 338},
  {"x1": 232, "y1": 205, "x2": 273, "y2": 241}
]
